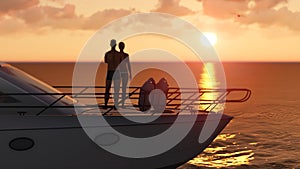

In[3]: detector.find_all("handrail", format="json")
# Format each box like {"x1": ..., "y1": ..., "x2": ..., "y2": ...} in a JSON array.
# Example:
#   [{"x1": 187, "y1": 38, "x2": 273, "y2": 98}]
[
  {"x1": 54, "y1": 86, "x2": 251, "y2": 102},
  {"x1": 0, "y1": 86, "x2": 251, "y2": 115}
]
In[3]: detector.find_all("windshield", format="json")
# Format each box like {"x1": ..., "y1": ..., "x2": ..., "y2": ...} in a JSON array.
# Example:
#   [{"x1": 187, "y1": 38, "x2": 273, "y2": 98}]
[{"x1": 0, "y1": 64, "x2": 76, "y2": 105}]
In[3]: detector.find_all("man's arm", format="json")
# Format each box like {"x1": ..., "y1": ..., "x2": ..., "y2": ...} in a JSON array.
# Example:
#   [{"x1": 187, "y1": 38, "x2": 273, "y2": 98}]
[
  {"x1": 104, "y1": 53, "x2": 108, "y2": 63},
  {"x1": 126, "y1": 54, "x2": 132, "y2": 80}
]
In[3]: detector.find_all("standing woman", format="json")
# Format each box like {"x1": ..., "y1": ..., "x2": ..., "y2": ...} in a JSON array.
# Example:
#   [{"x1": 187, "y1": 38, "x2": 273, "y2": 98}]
[{"x1": 118, "y1": 42, "x2": 132, "y2": 107}]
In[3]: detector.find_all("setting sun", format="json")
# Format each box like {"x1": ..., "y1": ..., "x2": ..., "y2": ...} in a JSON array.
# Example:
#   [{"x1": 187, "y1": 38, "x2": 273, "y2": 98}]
[{"x1": 202, "y1": 32, "x2": 218, "y2": 46}]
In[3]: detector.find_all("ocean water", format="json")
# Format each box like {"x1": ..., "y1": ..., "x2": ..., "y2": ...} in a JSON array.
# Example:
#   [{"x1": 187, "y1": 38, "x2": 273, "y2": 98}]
[{"x1": 9, "y1": 62, "x2": 300, "y2": 169}]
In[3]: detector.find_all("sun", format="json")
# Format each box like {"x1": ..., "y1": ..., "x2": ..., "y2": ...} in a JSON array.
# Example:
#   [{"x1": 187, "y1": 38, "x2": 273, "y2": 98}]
[{"x1": 201, "y1": 32, "x2": 218, "y2": 46}]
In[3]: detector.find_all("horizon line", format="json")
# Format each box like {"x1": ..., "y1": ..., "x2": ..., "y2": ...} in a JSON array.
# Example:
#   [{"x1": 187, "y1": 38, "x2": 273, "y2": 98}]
[{"x1": 4, "y1": 61, "x2": 300, "y2": 63}]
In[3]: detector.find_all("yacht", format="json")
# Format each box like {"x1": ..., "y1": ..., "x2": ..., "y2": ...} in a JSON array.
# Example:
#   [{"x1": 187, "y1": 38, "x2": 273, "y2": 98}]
[{"x1": 0, "y1": 63, "x2": 251, "y2": 169}]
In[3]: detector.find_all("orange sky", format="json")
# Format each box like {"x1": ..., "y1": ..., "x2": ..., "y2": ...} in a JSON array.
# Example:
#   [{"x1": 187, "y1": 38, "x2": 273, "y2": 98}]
[{"x1": 0, "y1": 0, "x2": 300, "y2": 62}]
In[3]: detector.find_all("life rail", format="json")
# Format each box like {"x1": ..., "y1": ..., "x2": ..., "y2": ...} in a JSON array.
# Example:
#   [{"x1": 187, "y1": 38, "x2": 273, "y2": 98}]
[{"x1": 0, "y1": 86, "x2": 251, "y2": 115}]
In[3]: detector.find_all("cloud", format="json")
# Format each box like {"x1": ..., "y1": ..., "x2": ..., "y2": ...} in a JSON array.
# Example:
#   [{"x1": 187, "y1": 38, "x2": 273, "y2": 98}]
[
  {"x1": 2, "y1": 0, "x2": 299, "y2": 34},
  {"x1": 198, "y1": 0, "x2": 300, "y2": 31},
  {"x1": 0, "y1": 18, "x2": 26, "y2": 34},
  {"x1": 201, "y1": 0, "x2": 248, "y2": 19},
  {"x1": 151, "y1": 0, "x2": 195, "y2": 16},
  {"x1": 0, "y1": 0, "x2": 39, "y2": 15},
  {"x1": 0, "y1": 1, "x2": 134, "y2": 34},
  {"x1": 249, "y1": 0, "x2": 288, "y2": 11},
  {"x1": 239, "y1": 7, "x2": 300, "y2": 30},
  {"x1": 15, "y1": 4, "x2": 77, "y2": 24},
  {"x1": 45, "y1": 0, "x2": 66, "y2": 5},
  {"x1": 83, "y1": 9, "x2": 133, "y2": 29}
]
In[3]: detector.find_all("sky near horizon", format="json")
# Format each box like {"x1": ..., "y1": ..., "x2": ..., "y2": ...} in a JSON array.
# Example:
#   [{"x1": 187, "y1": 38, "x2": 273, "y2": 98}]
[{"x1": 0, "y1": 0, "x2": 300, "y2": 62}]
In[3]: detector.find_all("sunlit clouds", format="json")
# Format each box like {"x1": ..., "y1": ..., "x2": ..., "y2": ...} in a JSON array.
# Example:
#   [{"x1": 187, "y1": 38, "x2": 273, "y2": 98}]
[
  {"x1": 151, "y1": 0, "x2": 195, "y2": 16},
  {"x1": 0, "y1": 0, "x2": 134, "y2": 34},
  {"x1": 0, "y1": 0, "x2": 299, "y2": 62},
  {"x1": 1, "y1": 0, "x2": 299, "y2": 33}
]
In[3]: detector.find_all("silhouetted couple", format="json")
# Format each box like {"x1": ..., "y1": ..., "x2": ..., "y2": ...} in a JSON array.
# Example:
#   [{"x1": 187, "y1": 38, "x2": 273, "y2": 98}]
[{"x1": 104, "y1": 39, "x2": 132, "y2": 109}]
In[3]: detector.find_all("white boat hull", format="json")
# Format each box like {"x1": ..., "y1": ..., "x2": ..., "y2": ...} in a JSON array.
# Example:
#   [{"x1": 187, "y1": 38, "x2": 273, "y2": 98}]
[{"x1": 0, "y1": 114, "x2": 232, "y2": 169}]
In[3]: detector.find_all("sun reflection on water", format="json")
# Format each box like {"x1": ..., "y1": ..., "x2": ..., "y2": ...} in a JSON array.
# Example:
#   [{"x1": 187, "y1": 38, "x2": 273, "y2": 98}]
[
  {"x1": 193, "y1": 63, "x2": 255, "y2": 168},
  {"x1": 188, "y1": 133, "x2": 255, "y2": 168},
  {"x1": 199, "y1": 63, "x2": 224, "y2": 112}
]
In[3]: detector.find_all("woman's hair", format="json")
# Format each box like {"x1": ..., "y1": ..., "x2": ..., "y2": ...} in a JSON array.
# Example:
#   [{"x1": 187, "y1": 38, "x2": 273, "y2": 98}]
[{"x1": 119, "y1": 42, "x2": 125, "y2": 50}]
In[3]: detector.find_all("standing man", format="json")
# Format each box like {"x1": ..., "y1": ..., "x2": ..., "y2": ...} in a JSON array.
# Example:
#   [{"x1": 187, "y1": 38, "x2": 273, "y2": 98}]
[{"x1": 104, "y1": 39, "x2": 122, "y2": 109}]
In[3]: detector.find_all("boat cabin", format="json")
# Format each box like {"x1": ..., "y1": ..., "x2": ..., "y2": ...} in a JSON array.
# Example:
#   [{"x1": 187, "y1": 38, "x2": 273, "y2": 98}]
[{"x1": 0, "y1": 63, "x2": 75, "y2": 116}]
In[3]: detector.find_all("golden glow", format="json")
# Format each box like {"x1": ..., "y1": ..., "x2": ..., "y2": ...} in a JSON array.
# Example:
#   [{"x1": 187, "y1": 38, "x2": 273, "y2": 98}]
[
  {"x1": 199, "y1": 63, "x2": 223, "y2": 112},
  {"x1": 199, "y1": 63, "x2": 219, "y2": 88},
  {"x1": 202, "y1": 32, "x2": 218, "y2": 46},
  {"x1": 188, "y1": 134, "x2": 255, "y2": 168}
]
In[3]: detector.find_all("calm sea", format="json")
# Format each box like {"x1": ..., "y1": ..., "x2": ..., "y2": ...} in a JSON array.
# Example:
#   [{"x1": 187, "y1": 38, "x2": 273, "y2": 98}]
[{"x1": 9, "y1": 62, "x2": 300, "y2": 169}]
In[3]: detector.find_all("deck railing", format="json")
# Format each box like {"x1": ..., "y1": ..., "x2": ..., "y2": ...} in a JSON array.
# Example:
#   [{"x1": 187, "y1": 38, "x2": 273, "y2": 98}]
[{"x1": 0, "y1": 86, "x2": 251, "y2": 116}]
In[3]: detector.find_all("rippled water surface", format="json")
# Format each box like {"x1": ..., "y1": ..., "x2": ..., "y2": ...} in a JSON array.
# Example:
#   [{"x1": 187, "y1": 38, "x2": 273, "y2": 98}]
[
  {"x1": 179, "y1": 63, "x2": 300, "y2": 169},
  {"x1": 11, "y1": 62, "x2": 300, "y2": 169}
]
